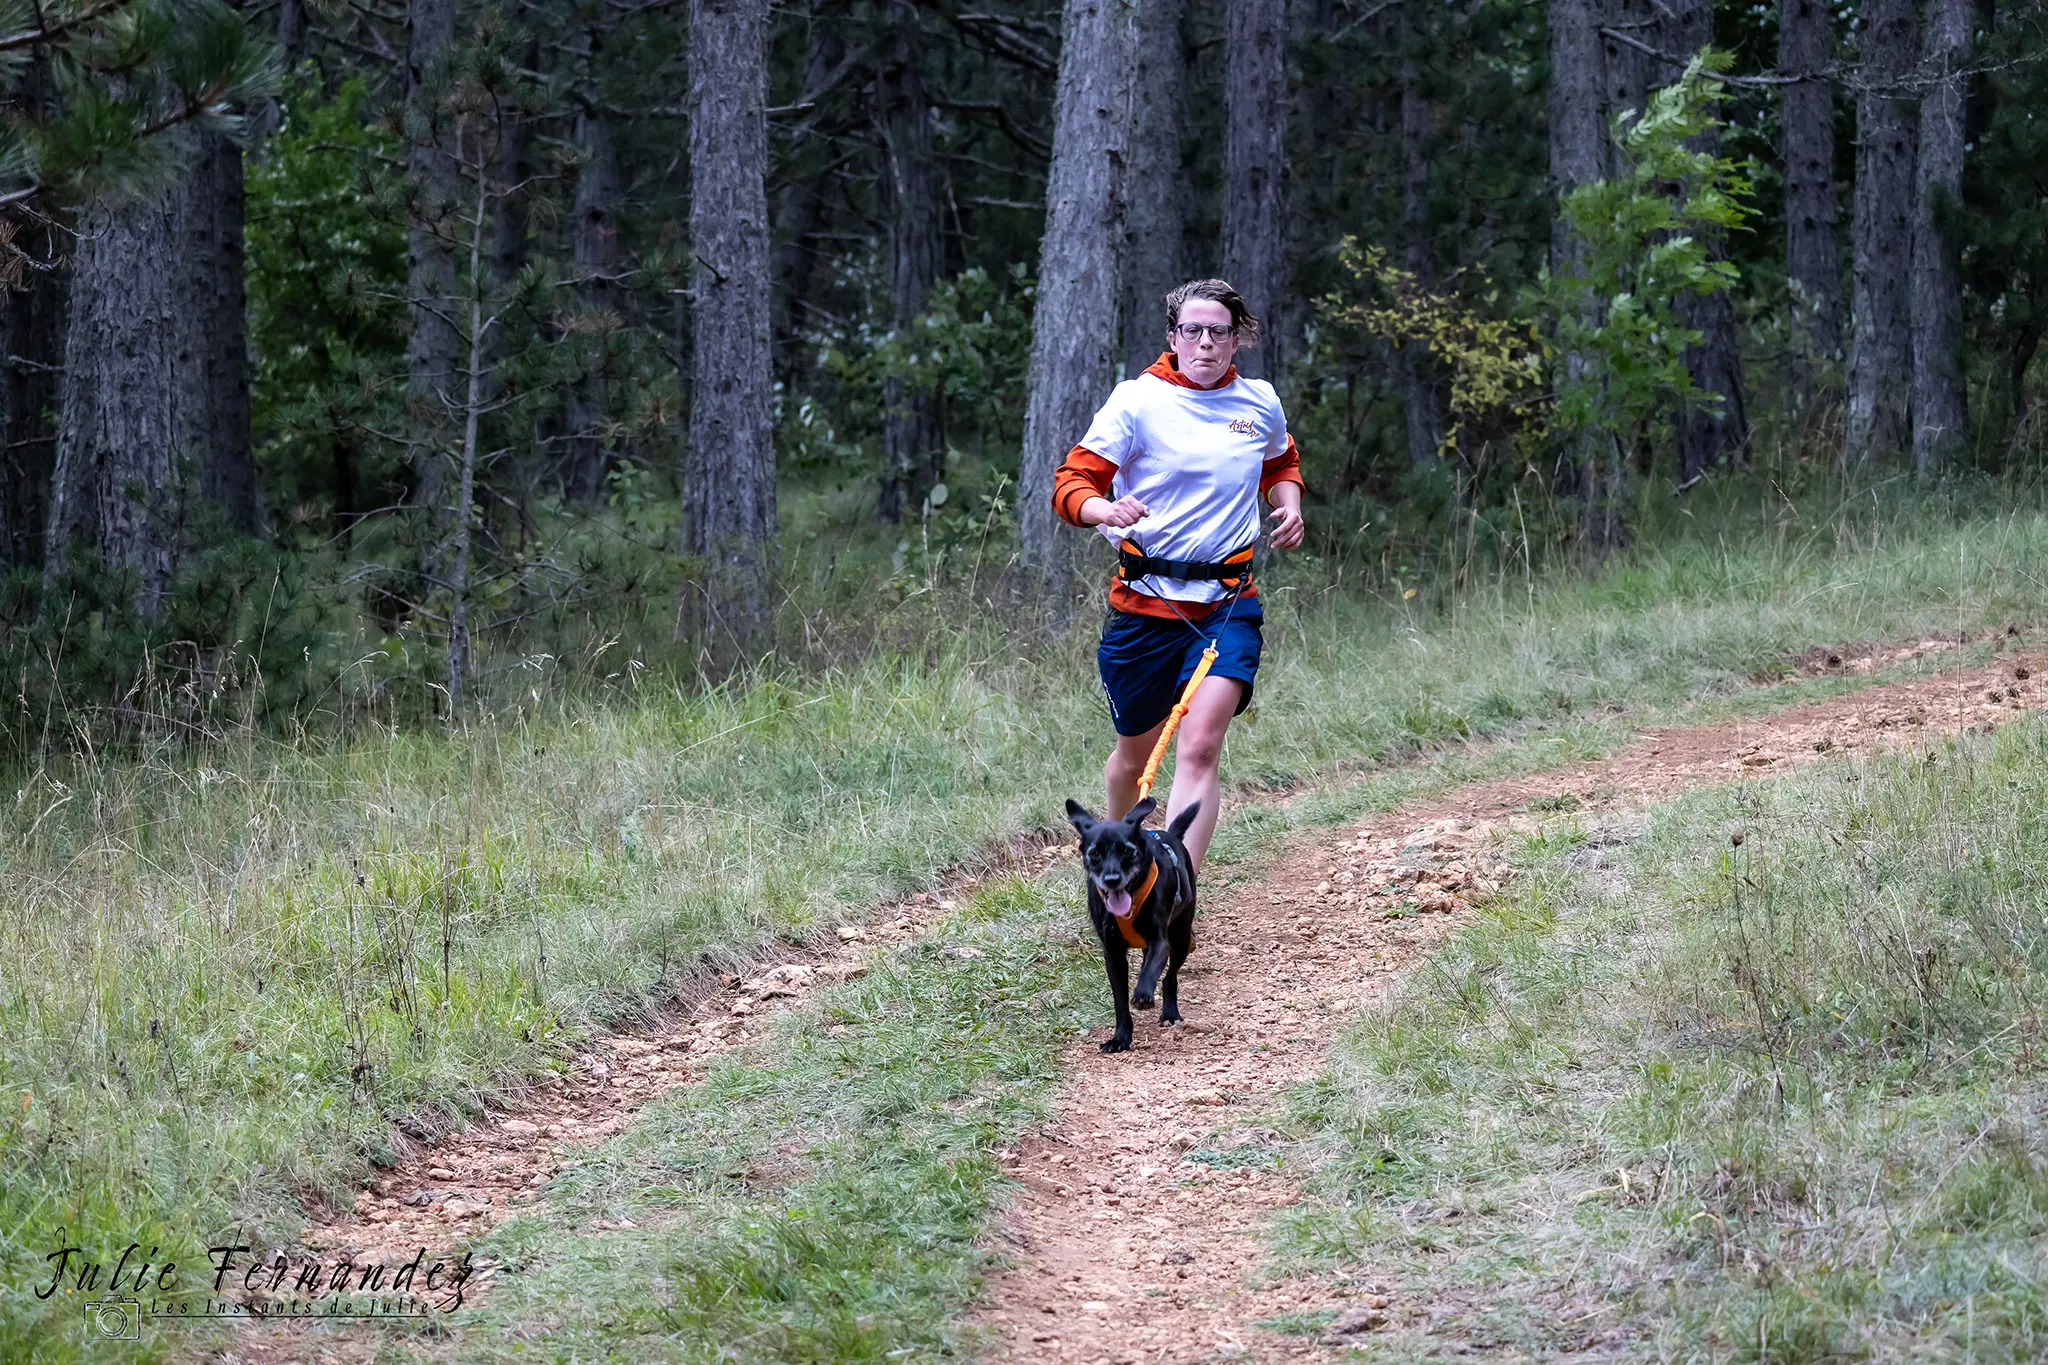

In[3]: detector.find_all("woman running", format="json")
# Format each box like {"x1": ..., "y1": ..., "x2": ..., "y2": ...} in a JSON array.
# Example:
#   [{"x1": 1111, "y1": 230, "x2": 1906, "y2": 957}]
[{"x1": 1051, "y1": 278, "x2": 1305, "y2": 868}]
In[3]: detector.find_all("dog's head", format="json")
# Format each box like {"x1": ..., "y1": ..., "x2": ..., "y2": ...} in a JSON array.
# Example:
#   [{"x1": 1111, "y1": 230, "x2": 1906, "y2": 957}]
[{"x1": 1065, "y1": 797, "x2": 1156, "y2": 920}]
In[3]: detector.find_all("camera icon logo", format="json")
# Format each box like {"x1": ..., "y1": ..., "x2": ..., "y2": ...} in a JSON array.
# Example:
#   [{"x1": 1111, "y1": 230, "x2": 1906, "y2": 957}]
[{"x1": 83, "y1": 1299, "x2": 142, "y2": 1340}]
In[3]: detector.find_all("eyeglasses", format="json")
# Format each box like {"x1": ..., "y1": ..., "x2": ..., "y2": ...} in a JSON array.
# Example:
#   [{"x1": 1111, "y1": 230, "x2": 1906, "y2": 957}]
[{"x1": 1171, "y1": 323, "x2": 1237, "y2": 344}]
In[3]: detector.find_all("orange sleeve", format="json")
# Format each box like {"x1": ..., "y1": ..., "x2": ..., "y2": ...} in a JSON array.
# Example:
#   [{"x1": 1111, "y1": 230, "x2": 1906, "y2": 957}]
[
  {"x1": 1052, "y1": 445, "x2": 1119, "y2": 527},
  {"x1": 1260, "y1": 435, "x2": 1304, "y2": 501}
]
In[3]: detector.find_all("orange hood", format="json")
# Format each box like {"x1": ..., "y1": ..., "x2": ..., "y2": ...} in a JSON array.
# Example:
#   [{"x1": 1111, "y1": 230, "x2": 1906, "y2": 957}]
[{"x1": 1144, "y1": 351, "x2": 1238, "y2": 391}]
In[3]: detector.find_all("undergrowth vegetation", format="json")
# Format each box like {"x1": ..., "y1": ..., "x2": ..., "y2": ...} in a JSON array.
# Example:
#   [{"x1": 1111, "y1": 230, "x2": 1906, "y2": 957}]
[
  {"x1": 1282, "y1": 716, "x2": 2048, "y2": 1362},
  {"x1": 3, "y1": 485, "x2": 2047, "y2": 1358},
  {"x1": 457, "y1": 871, "x2": 1101, "y2": 1364}
]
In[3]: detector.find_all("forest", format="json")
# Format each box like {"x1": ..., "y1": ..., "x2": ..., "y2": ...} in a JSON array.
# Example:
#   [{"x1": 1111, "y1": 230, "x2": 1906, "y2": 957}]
[
  {"x1": 6, "y1": 0, "x2": 2048, "y2": 1361},
  {"x1": 0, "y1": 0, "x2": 2039, "y2": 732}
]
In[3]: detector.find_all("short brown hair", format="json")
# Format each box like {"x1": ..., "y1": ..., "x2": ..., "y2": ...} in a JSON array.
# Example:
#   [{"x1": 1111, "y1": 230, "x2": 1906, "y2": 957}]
[{"x1": 1163, "y1": 279, "x2": 1262, "y2": 346}]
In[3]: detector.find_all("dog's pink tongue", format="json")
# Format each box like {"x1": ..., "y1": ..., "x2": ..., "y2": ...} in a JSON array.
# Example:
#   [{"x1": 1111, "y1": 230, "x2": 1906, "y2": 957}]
[{"x1": 1103, "y1": 887, "x2": 1133, "y2": 919}]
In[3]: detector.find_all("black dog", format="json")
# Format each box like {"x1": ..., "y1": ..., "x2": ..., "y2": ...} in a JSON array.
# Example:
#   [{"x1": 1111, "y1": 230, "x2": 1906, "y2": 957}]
[{"x1": 1065, "y1": 795, "x2": 1200, "y2": 1053}]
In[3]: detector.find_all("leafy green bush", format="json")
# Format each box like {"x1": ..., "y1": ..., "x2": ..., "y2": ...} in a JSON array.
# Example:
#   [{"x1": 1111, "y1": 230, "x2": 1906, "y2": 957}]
[{"x1": 1541, "y1": 53, "x2": 1755, "y2": 455}]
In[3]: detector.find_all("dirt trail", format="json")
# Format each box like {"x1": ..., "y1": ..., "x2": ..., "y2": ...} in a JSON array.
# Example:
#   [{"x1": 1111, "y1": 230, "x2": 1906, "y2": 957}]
[
  {"x1": 970, "y1": 645, "x2": 2048, "y2": 1363},
  {"x1": 214, "y1": 882, "x2": 1005, "y2": 1363},
  {"x1": 212, "y1": 638, "x2": 2035, "y2": 1363},
  {"x1": 294, "y1": 906, "x2": 954, "y2": 1271}
]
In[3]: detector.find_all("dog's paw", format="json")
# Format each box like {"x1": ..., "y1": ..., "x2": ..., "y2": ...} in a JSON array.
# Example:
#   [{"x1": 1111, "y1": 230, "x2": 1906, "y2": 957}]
[
  {"x1": 1100, "y1": 1035, "x2": 1132, "y2": 1053},
  {"x1": 1160, "y1": 1007, "x2": 1182, "y2": 1026},
  {"x1": 1131, "y1": 991, "x2": 1155, "y2": 1010}
]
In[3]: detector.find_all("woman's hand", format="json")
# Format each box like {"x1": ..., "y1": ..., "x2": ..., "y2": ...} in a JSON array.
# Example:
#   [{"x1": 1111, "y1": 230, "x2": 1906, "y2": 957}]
[
  {"x1": 1266, "y1": 492, "x2": 1305, "y2": 550},
  {"x1": 1082, "y1": 495, "x2": 1150, "y2": 529}
]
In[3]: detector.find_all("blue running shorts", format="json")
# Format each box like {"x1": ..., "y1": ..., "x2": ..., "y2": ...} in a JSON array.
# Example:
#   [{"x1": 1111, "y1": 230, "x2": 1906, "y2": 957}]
[{"x1": 1097, "y1": 597, "x2": 1264, "y2": 737}]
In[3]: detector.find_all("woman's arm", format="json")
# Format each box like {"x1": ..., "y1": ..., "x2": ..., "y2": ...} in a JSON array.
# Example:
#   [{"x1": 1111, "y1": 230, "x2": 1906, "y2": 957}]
[
  {"x1": 1265, "y1": 479, "x2": 1304, "y2": 550},
  {"x1": 1053, "y1": 445, "x2": 1148, "y2": 529},
  {"x1": 1262, "y1": 433, "x2": 1305, "y2": 550},
  {"x1": 1079, "y1": 494, "x2": 1149, "y2": 528}
]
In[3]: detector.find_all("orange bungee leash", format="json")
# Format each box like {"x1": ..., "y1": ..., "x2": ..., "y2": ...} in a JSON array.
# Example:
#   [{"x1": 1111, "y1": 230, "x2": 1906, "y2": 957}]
[
  {"x1": 1103, "y1": 646, "x2": 1216, "y2": 951},
  {"x1": 1105, "y1": 535, "x2": 1250, "y2": 951},
  {"x1": 1134, "y1": 644, "x2": 1218, "y2": 802}
]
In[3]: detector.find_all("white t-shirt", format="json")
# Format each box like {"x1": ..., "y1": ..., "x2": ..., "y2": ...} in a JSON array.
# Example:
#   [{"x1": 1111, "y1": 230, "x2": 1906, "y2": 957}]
[{"x1": 1076, "y1": 370, "x2": 1290, "y2": 605}]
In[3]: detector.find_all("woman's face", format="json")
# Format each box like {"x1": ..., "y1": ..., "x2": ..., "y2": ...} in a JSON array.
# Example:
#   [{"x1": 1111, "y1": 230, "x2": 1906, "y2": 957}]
[{"x1": 1168, "y1": 299, "x2": 1239, "y2": 386}]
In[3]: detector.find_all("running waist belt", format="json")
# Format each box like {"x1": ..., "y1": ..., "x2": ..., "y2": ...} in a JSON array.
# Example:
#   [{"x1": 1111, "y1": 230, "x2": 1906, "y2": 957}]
[{"x1": 1115, "y1": 541, "x2": 1255, "y2": 585}]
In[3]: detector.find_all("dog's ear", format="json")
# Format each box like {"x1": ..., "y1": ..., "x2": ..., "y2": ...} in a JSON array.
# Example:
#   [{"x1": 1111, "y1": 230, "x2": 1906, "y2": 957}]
[
  {"x1": 1166, "y1": 799, "x2": 1202, "y2": 840},
  {"x1": 1124, "y1": 796, "x2": 1157, "y2": 829},
  {"x1": 1065, "y1": 798, "x2": 1096, "y2": 834}
]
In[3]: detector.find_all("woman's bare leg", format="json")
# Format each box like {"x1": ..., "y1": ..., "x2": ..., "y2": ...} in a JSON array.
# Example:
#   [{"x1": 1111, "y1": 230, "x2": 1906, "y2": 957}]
[
  {"x1": 1160, "y1": 676, "x2": 1245, "y2": 869},
  {"x1": 1104, "y1": 721, "x2": 1165, "y2": 820},
  {"x1": 1103, "y1": 675, "x2": 1244, "y2": 866}
]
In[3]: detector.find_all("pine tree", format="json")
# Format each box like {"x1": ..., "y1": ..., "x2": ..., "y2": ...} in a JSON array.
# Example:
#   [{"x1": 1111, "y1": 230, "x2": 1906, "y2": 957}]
[
  {"x1": 682, "y1": 0, "x2": 776, "y2": 660},
  {"x1": 1222, "y1": 0, "x2": 1287, "y2": 381},
  {"x1": 1911, "y1": 0, "x2": 1973, "y2": 473},
  {"x1": 1846, "y1": 0, "x2": 1918, "y2": 466},
  {"x1": 564, "y1": 95, "x2": 621, "y2": 505},
  {"x1": 46, "y1": 132, "x2": 264, "y2": 610},
  {"x1": 405, "y1": 0, "x2": 463, "y2": 549},
  {"x1": 1666, "y1": 0, "x2": 1747, "y2": 485},
  {"x1": 2, "y1": 0, "x2": 276, "y2": 589},
  {"x1": 1121, "y1": 0, "x2": 1185, "y2": 381},
  {"x1": 1017, "y1": 0, "x2": 1135, "y2": 589},
  {"x1": 1396, "y1": 40, "x2": 1444, "y2": 468},
  {"x1": 1548, "y1": 0, "x2": 1620, "y2": 549},
  {"x1": 874, "y1": 1, "x2": 943, "y2": 524},
  {"x1": 1779, "y1": 0, "x2": 1841, "y2": 391}
]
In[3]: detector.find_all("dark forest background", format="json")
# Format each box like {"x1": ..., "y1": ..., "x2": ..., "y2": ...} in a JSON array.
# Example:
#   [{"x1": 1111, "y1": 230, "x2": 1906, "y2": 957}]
[{"x1": 0, "y1": 0, "x2": 2043, "y2": 749}]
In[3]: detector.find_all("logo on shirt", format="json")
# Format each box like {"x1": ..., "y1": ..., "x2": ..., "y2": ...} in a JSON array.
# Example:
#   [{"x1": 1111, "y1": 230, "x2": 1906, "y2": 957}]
[{"x1": 1227, "y1": 418, "x2": 1259, "y2": 436}]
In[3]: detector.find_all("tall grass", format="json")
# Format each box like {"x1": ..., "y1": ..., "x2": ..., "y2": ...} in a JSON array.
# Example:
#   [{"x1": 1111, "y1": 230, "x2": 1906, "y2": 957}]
[
  {"x1": 2, "y1": 478, "x2": 2046, "y2": 1359},
  {"x1": 1280, "y1": 718, "x2": 2048, "y2": 1362},
  {"x1": 460, "y1": 871, "x2": 1105, "y2": 1365}
]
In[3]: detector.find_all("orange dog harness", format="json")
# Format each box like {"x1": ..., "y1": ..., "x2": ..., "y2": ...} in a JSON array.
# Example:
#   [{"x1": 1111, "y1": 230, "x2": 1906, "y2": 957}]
[{"x1": 1108, "y1": 861, "x2": 1157, "y2": 949}]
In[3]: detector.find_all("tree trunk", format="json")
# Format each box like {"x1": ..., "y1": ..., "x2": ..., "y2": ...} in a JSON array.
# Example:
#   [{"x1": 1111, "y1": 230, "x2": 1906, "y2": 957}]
[
  {"x1": 1667, "y1": 0, "x2": 1747, "y2": 483},
  {"x1": 1550, "y1": 0, "x2": 1623, "y2": 551},
  {"x1": 0, "y1": 218, "x2": 65, "y2": 570},
  {"x1": 1845, "y1": 0, "x2": 1917, "y2": 466},
  {"x1": 1550, "y1": 0, "x2": 1607, "y2": 274},
  {"x1": 1398, "y1": 51, "x2": 1444, "y2": 468},
  {"x1": 769, "y1": 168, "x2": 826, "y2": 387},
  {"x1": 1600, "y1": 0, "x2": 1656, "y2": 164},
  {"x1": 565, "y1": 104, "x2": 619, "y2": 505},
  {"x1": 406, "y1": 0, "x2": 462, "y2": 543},
  {"x1": 1779, "y1": 0, "x2": 1841, "y2": 391},
  {"x1": 1675, "y1": 291, "x2": 1748, "y2": 485},
  {"x1": 1017, "y1": 0, "x2": 1136, "y2": 587},
  {"x1": 191, "y1": 137, "x2": 260, "y2": 535},
  {"x1": 874, "y1": 7, "x2": 943, "y2": 524},
  {"x1": 1122, "y1": 0, "x2": 1186, "y2": 380},
  {"x1": 492, "y1": 93, "x2": 533, "y2": 290},
  {"x1": 1911, "y1": 0, "x2": 1972, "y2": 475},
  {"x1": 769, "y1": 21, "x2": 842, "y2": 386},
  {"x1": 278, "y1": 0, "x2": 304, "y2": 65},
  {"x1": 446, "y1": 149, "x2": 491, "y2": 713},
  {"x1": 45, "y1": 135, "x2": 256, "y2": 611},
  {"x1": 2012, "y1": 327, "x2": 2040, "y2": 431},
  {"x1": 488, "y1": 85, "x2": 533, "y2": 467},
  {"x1": 683, "y1": 0, "x2": 776, "y2": 660},
  {"x1": 1222, "y1": 0, "x2": 1286, "y2": 381},
  {"x1": 48, "y1": 198, "x2": 183, "y2": 609}
]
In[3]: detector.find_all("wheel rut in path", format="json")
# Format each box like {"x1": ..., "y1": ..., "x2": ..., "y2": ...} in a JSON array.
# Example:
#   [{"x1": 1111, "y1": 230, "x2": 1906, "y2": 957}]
[
  {"x1": 971, "y1": 649, "x2": 2048, "y2": 1364},
  {"x1": 210, "y1": 879, "x2": 1007, "y2": 1363},
  {"x1": 207, "y1": 644, "x2": 2034, "y2": 1363}
]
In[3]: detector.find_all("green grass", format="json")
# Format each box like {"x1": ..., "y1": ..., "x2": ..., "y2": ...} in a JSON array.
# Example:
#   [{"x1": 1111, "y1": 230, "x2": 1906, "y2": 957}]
[
  {"x1": 1276, "y1": 716, "x2": 2048, "y2": 1362},
  {"x1": 278, "y1": 869, "x2": 1108, "y2": 1364},
  {"x1": 3, "y1": 486, "x2": 2048, "y2": 1359}
]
